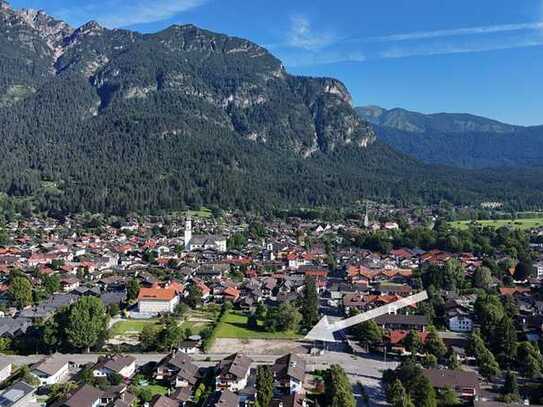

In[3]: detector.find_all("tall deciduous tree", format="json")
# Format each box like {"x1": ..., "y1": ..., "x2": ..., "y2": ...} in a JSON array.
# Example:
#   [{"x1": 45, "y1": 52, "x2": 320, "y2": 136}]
[
  {"x1": 357, "y1": 320, "x2": 384, "y2": 350},
  {"x1": 425, "y1": 326, "x2": 447, "y2": 359},
  {"x1": 65, "y1": 296, "x2": 109, "y2": 352},
  {"x1": 9, "y1": 276, "x2": 33, "y2": 309},
  {"x1": 404, "y1": 330, "x2": 422, "y2": 355}
]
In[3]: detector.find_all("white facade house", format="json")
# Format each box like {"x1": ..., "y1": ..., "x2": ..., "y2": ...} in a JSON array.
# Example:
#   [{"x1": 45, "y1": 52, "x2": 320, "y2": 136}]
[
  {"x1": 216, "y1": 354, "x2": 253, "y2": 392},
  {"x1": 31, "y1": 356, "x2": 70, "y2": 386},
  {"x1": 93, "y1": 356, "x2": 136, "y2": 379},
  {"x1": 138, "y1": 287, "x2": 179, "y2": 314},
  {"x1": 449, "y1": 315, "x2": 473, "y2": 333},
  {"x1": 536, "y1": 262, "x2": 543, "y2": 279},
  {"x1": 0, "y1": 359, "x2": 11, "y2": 384}
]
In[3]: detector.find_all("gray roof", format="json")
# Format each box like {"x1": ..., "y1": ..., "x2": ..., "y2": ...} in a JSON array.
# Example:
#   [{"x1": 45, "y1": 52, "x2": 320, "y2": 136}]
[
  {"x1": 102, "y1": 356, "x2": 136, "y2": 373},
  {"x1": 205, "y1": 390, "x2": 240, "y2": 407},
  {"x1": 32, "y1": 355, "x2": 68, "y2": 376},
  {"x1": 423, "y1": 368, "x2": 479, "y2": 391},
  {"x1": 0, "y1": 318, "x2": 31, "y2": 338},
  {"x1": 152, "y1": 396, "x2": 179, "y2": 407},
  {"x1": 0, "y1": 381, "x2": 35, "y2": 407},
  {"x1": 272, "y1": 354, "x2": 306, "y2": 382},
  {"x1": 217, "y1": 353, "x2": 253, "y2": 380},
  {"x1": 0, "y1": 359, "x2": 10, "y2": 372},
  {"x1": 374, "y1": 313, "x2": 428, "y2": 326},
  {"x1": 64, "y1": 385, "x2": 103, "y2": 407}
]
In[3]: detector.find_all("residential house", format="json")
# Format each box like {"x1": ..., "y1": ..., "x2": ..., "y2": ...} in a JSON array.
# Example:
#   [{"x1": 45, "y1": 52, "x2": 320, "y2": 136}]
[
  {"x1": 204, "y1": 390, "x2": 240, "y2": 407},
  {"x1": 63, "y1": 384, "x2": 103, "y2": 407},
  {"x1": 270, "y1": 393, "x2": 306, "y2": 407},
  {"x1": 31, "y1": 355, "x2": 70, "y2": 385},
  {"x1": 0, "y1": 381, "x2": 35, "y2": 407},
  {"x1": 216, "y1": 353, "x2": 253, "y2": 392},
  {"x1": 423, "y1": 368, "x2": 480, "y2": 401},
  {"x1": 271, "y1": 354, "x2": 306, "y2": 395},
  {"x1": 93, "y1": 355, "x2": 136, "y2": 379},
  {"x1": 448, "y1": 315, "x2": 473, "y2": 333},
  {"x1": 374, "y1": 314, "x2": 428, "y2": 332},
  {"x1": 0, "y1": 359, "x2": 11, "y2": 384},
  {"x1": 151, "y1": 396, "x2": 179, "y2": 407},
  {"x1": 155, "y1": 352, "x2": 200, "y2": 389},
  {"x1": 0, "y1": 318, "x2": 31, "y2": 339}
]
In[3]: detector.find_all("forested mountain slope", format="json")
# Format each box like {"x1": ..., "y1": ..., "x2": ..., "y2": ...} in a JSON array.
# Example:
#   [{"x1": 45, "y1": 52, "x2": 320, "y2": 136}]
[
  {"x1": 357, "y1": 106, "x2": 543, "y2": 169},
  {"x1": 1, "y1": 1, "x2": 543, "y2": 214}
]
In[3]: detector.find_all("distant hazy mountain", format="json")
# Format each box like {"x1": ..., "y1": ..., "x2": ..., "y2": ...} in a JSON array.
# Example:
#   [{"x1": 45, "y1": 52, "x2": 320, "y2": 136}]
[{"x1": 356, "y1": 106, "x2": 543, "y2": 169}]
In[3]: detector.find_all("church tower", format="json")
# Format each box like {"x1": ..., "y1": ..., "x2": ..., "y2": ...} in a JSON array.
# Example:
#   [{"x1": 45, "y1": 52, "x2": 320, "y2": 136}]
[
  {"x1": 364, "y1": 204, "x2": 370, "y2": 228},
  {"x1": 184, "y1": 216, "x2": 192, "y2": 249}
]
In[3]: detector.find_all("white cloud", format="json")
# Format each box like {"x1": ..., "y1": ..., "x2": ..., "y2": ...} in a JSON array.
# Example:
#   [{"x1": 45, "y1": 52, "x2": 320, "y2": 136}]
[
  {"x1": 365, "y1": 21, "x2": 543, "y2": 43},
  {"x1": 379, "y1": 37, "x2": 543, "y2": 59},
  {"x1": 286, "y1": 15, "x2": 336, "y2": 50},
  {"x1": 285, "y1": 50, "x2": 366, "y2": 67},
  {"x1": 55, "y1": 0, "x2": 209, "y2": 28}
]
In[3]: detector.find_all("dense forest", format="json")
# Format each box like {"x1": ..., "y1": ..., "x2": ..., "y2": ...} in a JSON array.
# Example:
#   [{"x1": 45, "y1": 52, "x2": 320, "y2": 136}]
[{"x1": 1, "y1": 3, "x2": 543, "y2": 215}]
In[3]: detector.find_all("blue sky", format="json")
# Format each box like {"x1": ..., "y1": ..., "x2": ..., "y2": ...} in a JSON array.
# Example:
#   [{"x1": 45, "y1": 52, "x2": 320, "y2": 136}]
[{"x1": 10, "y1": 0, "x2": 543, "y2": 125}]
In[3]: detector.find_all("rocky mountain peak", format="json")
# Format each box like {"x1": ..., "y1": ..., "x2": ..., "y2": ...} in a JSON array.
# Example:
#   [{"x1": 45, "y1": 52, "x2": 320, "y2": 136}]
[
  {"x1": 0, "y1": 0, "x2": 10, "y2": 11},
  {"x1": 75, "y1": 20, "x2": 104, "y2": 35}
]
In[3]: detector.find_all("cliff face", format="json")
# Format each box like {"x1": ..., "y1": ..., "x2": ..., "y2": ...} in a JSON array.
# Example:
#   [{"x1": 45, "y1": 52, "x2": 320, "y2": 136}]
[{"x1": 0, "y1": 3, "x2": 375, "y2": 156}]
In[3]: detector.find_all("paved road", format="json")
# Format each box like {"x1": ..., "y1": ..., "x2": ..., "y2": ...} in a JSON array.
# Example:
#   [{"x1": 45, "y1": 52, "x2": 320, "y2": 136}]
[{"x1": 2, "y1": 350, "x2": 395, "y2": 405}]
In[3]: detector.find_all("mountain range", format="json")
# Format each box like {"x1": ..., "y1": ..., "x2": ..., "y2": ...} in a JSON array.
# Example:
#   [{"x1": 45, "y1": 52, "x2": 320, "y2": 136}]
[
  {"x1": 357, "y1": 106, "x2": 543, "y2": 169},
  {"x1": 1, "y1": 1, "x2": 543, "y2": 214}
]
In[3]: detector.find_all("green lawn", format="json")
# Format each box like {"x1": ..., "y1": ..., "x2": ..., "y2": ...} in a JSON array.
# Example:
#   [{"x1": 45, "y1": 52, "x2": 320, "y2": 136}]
[
  {"x1": 187, "y1": 207, "x2": 213, "y2": 218},
  {"x1": 110, "y1": 317, "x2": 211, "y2": 336},
  {"x1": 450, "y1": 217, "x2": 543, "y2": 231},
  {"x1": 135, "y1": 384, "x2": 168, "y2": 397},
  {"x1": 110, "y1": 320, "x2": 160, "y2": 336},
  {"x1": 214, "y1": 311, "x2": 301, "y2": 339}
]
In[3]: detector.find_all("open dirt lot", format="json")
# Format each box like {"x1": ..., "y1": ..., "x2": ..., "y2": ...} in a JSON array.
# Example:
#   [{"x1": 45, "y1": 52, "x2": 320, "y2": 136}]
[{"x1": 210, "y1": 338, "x2": 308, "y2": 355}]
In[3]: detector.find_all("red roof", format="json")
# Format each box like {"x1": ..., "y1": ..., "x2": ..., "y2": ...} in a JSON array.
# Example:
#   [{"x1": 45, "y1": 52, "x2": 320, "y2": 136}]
[
  {"x1": 167, "y1": 281, "x2": 185, "y2": 294},
  {"x1": 223, "y1": 286, "x2": 240, "y2": 300},
  {"x1": 499, "y1": 287, "x2": 530, "y2": 296},
  {"x1": 138, "y1": 287, "x2": 177, "y2": 301},
  {"x1": 387, "y1": 330, "x2": 429, "y2": 345}
]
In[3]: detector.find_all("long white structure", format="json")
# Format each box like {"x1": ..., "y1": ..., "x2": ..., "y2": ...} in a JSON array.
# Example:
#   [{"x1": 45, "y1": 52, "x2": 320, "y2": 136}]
[{"x1": 305, "y1": 290, "x2": 429, "y2": 342}]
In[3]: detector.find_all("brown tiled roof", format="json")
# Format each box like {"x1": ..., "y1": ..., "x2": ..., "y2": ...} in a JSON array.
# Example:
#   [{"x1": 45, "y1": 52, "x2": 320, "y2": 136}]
[
  {"x1": 152, "y1": 396, "x2": 179, "y2": 407},
  {"x1": 423, "y1": 368, "x2": 480, "y2": 392},
  {"x1": 217, "y1": 353, "x2": 253, "y2": 380},
  {"x1": 64, "y1": 385, "x2": 103, "y2": 407},
  {"x1": 272, "y1": 353, "x2": 306, "y2": 382}
]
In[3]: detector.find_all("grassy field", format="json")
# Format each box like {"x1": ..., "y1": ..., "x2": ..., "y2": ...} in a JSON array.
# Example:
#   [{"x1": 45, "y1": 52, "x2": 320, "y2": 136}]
[
  {"x1": 450, "y1": 217, "x2": 543, "y2": 231},
  {"x1": 110, "y1": 320, "x2": 160, "y2": 336},
  {"x1": 136, "y1": 384, "x2": 168, "y2": 397},
  {"x1": 188, "y1": 207, "x2": 213, "y2": 218},
  {"x1": 110, "y1": 309, "x2": 216, "y2": 337},
  {"x1": 214, "y1": 311, "x2": 301, "y2": 340}
]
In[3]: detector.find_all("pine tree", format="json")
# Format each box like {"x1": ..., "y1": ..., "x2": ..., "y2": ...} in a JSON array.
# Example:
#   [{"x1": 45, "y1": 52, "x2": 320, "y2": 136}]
[
  {"x1": 256, "y1": 365, "x2": 273, "y2": 407},
  {"x1": 502, "y1": 370, "x2": 519, "y2": 399},
  {"x1": 324, "y1": 365, "x2": 356, "y2": 407},
  {"x1": 301, "y1": 276, "x2": 320, "y2": 331},
  {"x1": 425, "y1": 326, "x2": 447, "y2": 359}
]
